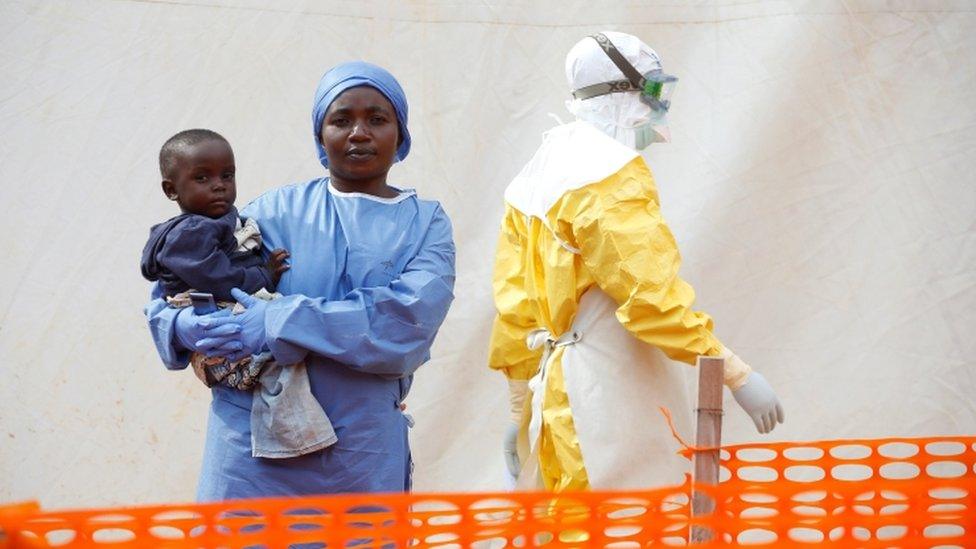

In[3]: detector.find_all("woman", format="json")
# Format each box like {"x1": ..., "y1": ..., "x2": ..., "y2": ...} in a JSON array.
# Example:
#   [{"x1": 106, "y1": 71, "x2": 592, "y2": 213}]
[{"x1": 146, "y1": 61, "x2": 456, "y2": 500}]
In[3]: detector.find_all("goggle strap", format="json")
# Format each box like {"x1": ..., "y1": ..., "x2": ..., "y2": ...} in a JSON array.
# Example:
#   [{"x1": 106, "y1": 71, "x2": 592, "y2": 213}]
[
  {"x1": 572, "y1": 80, "x2": 644, "y2": 100},
  {"x1": 591, "y1": 33, "x2": 647, "y2": 91}
]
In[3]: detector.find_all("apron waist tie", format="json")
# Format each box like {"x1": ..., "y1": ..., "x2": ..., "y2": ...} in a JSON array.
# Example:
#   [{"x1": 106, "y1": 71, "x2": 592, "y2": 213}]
[
  {"x1": 525, "y1": 328, "x2": 582, "y2": 397},
  {"x1": 518, "y1": 328, "x2": 583, "y2": 489}
]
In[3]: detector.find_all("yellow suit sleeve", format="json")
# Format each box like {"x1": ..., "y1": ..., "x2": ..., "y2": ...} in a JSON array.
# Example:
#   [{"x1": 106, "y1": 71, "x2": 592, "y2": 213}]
[
  {"x1": 561, "y1": 157, "x2": 750, "y2": 388},
  {"x1": 488, "y1": 206, "x2": 544, "y2": 381}
]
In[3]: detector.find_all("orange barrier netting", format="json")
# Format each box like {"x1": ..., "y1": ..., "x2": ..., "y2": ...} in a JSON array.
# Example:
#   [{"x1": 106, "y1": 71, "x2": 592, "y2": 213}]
[{"x1": 1, "y1": 435, "x2": 973, "y2": 548}]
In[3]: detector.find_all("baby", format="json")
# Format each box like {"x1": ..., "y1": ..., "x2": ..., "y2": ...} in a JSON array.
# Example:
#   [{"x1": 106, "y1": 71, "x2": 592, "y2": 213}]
[{"x1": 141, "y1": 129, "x2": 335, "y2": 458}]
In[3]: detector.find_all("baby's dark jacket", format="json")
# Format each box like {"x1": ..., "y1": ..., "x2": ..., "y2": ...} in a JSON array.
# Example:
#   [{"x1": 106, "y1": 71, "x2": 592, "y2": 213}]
[{"x1": 141, "y1": 207, "x2": 271, "y2": 301}]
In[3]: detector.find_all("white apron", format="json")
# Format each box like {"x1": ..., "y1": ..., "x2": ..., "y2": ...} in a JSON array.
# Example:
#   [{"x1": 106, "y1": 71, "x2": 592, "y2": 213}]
[{"x1": 520, "y1": 287, "x2": 695, "y2": 490}]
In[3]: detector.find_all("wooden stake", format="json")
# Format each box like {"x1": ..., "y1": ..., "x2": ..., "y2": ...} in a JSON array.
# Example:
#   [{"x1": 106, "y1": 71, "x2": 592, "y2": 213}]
[{"x1": 691, "y1": 356, "x2": 724, "y2": 543}]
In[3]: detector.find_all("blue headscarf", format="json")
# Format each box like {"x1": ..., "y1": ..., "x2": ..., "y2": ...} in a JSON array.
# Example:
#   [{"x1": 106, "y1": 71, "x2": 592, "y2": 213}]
[{"x1": 312, "y1": 61, "x2": 411, "y2": 169}]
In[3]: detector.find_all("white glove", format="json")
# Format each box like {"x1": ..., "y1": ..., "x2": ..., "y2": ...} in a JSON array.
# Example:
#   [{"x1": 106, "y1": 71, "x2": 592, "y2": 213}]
[
  {"x1": 732, "y1": 371, "x2": 784, "y2": 434},
  {"x1": 503, "y1": 422, "x2": 520, "y2": 478},
  {"x1": 504, "y1": 379, "x2": 528, "y2": 479}
]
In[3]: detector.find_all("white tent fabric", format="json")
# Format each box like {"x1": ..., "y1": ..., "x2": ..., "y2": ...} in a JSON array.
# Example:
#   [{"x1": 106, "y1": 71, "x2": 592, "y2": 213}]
[{"x1": 1, "y1": 0, "x2": 974, "y2": 507}]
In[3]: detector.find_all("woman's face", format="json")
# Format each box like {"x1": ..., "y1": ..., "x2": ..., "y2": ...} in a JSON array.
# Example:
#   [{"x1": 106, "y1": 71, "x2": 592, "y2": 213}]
[{"x1": 320, "y1": 86, "x2": 400, "y2": 188}]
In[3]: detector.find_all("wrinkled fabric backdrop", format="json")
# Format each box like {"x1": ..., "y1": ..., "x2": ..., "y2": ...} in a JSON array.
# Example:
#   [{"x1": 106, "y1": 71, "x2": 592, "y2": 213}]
[{"x1": 1, "y1": 0, "x2": 974, "y2": 507}]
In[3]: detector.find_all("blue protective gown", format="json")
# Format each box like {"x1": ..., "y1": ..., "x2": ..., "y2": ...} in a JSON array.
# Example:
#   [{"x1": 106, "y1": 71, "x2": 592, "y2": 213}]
[{"x1": 145, "y1": 179, "x2": 455, "y2": 500}]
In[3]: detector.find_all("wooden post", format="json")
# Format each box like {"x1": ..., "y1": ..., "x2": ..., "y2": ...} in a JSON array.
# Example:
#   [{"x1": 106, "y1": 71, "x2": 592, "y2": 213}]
[{"x1": 691, "y1": 356, "x2": 724, "y2": 543}]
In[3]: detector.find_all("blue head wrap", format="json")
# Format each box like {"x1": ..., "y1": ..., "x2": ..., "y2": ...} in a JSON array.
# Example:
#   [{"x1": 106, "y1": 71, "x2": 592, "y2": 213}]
[{"x1": 312, "y1": 61, "x2": 411, "y2": 169}]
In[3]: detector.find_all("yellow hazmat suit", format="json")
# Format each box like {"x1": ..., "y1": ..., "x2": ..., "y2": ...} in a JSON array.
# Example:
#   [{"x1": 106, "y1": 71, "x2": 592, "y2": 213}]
[{"x1": 489, "y1": 120, "x2": 752, "y2": 491}]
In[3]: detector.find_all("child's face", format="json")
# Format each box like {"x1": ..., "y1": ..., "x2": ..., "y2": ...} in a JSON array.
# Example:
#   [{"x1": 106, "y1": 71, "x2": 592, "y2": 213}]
[{"x1": 162, "y1": 139, "x2": 237, "y2": 218}]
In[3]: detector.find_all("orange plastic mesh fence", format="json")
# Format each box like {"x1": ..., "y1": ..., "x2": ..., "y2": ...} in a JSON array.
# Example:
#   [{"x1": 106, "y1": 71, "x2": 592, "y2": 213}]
[
  {"x1": 1, "y1": 435, "x2": 973, "y2": 548},
  {"x1": 695, "y1": 435, "x2": 976, "y2": 546}
]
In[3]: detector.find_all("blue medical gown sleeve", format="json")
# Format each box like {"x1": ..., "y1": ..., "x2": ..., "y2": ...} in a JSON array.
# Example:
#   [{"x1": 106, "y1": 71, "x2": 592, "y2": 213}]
[
  {"x1": 144, "y1": 283, "x2": 191, "y2": 370},
  {"x1": 265, "y1": 208, "x2": 455, "y2": 377}
]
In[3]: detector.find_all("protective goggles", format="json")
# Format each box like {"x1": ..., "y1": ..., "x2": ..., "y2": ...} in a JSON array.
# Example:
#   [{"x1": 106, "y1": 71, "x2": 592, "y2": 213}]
[{"x1": 571, "y1": 33, "x2": 678, "y2": 113}]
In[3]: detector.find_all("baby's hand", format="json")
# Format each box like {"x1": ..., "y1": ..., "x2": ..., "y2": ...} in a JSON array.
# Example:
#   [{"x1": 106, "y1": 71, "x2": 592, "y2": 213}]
[{"x1": 268, "y1": 248, "x2": 291, "y2": 286}]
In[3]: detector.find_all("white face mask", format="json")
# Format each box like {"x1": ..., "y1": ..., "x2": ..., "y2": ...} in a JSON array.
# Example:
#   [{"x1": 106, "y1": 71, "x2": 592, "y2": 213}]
[
  {"x1": 566, "y1": 94, "x2": 671, "y2": 150},
  {"x1": 632, "y1": 122, "x2": 655, "y2": 149}
]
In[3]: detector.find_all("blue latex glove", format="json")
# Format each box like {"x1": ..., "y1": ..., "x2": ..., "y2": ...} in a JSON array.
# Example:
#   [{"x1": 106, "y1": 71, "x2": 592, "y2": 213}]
[
  {"x1": 201, "y1": 287, "x2": 268, "y2": 362},
  {"x1": 173, "y1": 307, "x2": 243, "y2": 356}
]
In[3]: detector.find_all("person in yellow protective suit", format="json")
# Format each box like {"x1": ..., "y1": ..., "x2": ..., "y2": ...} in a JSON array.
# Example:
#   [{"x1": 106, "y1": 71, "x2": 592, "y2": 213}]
[{"x1": 489, "y1": 31, "x2": 785, "y2": 492}]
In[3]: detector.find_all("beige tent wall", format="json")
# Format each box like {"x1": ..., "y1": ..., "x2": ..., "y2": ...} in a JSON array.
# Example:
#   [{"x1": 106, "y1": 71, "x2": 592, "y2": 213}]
[{"x1": 1, "y1": 0, "x2": 974, "y2": 507}]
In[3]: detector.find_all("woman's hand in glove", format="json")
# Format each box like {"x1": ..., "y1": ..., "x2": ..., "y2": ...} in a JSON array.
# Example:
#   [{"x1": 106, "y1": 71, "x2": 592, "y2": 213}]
[
  {"x1": 199, "y1": 288, "x2": 268, "y2": 362},
  {"x1": 173, "y1": 307, "x2": 241, "y2": 356}
]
